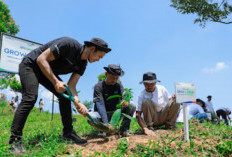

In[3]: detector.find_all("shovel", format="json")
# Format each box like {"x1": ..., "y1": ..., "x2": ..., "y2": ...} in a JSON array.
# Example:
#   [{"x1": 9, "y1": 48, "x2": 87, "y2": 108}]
[{"x1": 61, "y1": 85, "x2": 116, "y2": 134}]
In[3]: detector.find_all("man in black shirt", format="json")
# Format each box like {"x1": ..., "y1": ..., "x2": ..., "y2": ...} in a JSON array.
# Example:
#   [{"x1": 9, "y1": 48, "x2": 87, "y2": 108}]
[
  {"x1": 216, "y1": 108, "x2": 231, "y2": 125},
  {"x1": 93, "y1": 64, "x2": 136, "y2": 136},
  {"x1": 9, "y1": 37, "x2": 111, "y2": 155}
]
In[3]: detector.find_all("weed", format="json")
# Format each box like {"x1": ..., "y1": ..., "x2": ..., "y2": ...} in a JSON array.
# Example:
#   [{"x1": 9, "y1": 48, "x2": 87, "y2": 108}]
[
  {"x1": 117, "y1": 138, "x2": 129, "y2": 154},
  {"x1": 217, "y1": 140, "x2": 232, "y2": 156}
]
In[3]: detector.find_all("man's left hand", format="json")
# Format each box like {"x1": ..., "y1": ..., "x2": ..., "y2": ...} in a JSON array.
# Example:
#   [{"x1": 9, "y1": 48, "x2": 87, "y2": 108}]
[{"x1": 121, "y1": 100, "x2": 129, "y2": 107}]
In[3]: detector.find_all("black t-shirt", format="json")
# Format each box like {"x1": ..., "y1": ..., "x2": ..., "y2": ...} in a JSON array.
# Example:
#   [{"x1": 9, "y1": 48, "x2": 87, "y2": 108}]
[
  {"x1": 216, "y1": 109, "x2": 227, "y2": 118},
  {"x1": 93, "y1": 81, "x2": 124, "y2": 112},
  {"x1": 22, "y1": 37, "x2": 87, "y2": 75}
]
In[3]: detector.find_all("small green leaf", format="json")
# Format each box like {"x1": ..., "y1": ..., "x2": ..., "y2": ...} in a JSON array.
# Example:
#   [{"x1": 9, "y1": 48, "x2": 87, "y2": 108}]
[
  {"x1": 116, "y1": 104, "x2": 122, "y2": 108},
  {"x1": 110, "y1": 109, "x2": 121, "y2": 128},
  {"x1": 107, "y1": 95, "x2": 122, "y2": 100},
  {"x1": 121, "y1": 113, "x2": 136, "y2": 122},
  {"x1": 167, "y1": 137, "x2": 179, "y2": 145}
]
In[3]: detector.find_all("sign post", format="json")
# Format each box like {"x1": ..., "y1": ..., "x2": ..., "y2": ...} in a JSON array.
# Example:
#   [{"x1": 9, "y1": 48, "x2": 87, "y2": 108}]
[
  {"x1": 175, "y1": 82, "x2": 196, "y2": 141},
  {"x1": 182, "y1": 103, "x2": 189, "y2": 141}
]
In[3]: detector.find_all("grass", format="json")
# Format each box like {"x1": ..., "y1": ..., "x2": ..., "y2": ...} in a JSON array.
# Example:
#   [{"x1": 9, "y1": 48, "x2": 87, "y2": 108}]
[{"x1": 0, "y1": 102, "x2": 231, "y2": 156}]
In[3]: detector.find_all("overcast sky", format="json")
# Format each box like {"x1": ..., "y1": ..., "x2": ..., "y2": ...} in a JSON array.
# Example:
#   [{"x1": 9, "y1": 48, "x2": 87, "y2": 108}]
[{"x1": 2, "y1": 0, "x2": 232, "y2": 113}]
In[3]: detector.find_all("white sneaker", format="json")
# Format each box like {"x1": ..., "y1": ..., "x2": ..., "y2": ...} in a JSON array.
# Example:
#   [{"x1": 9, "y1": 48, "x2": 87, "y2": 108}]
[{"x1": 98, "y1": 132, "x2": 107, "y2": 137}]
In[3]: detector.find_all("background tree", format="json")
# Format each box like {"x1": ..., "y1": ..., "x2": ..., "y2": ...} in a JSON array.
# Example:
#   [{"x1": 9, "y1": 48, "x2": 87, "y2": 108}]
[
  {"x1": 171, "y1": 0, "x2": 232, "y2": 27},
  {"x1": 98, "y1": 73, "x2": 107, "y2": 82},
  {"x1": 83, "y1": 100, "x2": 93, "y2": 110},
  {"x1": 0, "y1": 1, "x2": 21, "y2": 93},
  {"x1": 0, "y1": 74, "x2": 22, "y2": 92},
  {"x1": 0, "y1": 1, "x2": 19, "y2": 35}
]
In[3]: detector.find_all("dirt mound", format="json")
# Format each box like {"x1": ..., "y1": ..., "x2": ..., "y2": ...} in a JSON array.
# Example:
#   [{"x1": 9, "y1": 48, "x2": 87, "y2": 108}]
[{"x1": 66, "y1": 129, "x2": 173, "y2": 156}]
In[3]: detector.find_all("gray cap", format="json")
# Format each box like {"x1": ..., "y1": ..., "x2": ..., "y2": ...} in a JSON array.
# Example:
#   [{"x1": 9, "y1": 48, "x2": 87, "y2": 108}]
[
  {"x1": 104, "y1": 64, "x2": 124, "y2": 76},
  {"x1": 140, "y1": 72, "x2": 160, "y2": 84}
]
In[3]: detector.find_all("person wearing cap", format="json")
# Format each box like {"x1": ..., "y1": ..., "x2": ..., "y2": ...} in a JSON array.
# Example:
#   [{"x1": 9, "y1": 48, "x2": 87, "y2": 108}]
[
  {"x1": 205, "y1": 95, "x2": 217, "y2": 121},
  {"x1": 216, "y1": 107, "x2": 231, "y2": 125},
  {"x1": 136, "y1": 72, "x2": 180, "y2": 136},
  {"x1": 92, "y1": 64, "x2": 136, "y2": 137},
  {"x1": 9, "y1": 37, "x2": 111, "y2": 155}
]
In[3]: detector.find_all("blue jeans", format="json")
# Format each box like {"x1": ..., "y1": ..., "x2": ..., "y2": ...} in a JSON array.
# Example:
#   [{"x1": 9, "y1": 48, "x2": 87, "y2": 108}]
[{"x1": 193, "y1": 113, "x2": 208, "y2": 123}]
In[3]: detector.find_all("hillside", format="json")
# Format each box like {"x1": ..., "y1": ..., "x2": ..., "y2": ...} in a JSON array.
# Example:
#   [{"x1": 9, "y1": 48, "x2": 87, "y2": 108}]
[{"x1": 0, "y1": 103, "x2": 231, "y2": 156}]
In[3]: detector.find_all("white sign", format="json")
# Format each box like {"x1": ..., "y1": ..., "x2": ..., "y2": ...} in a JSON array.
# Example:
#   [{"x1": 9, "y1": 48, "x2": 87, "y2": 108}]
[
  {"x1": 175, "y1": 82, "x2": 196, "y2": 103},
  {"x1": 0, "y1": 33, "x2": 41, "y2": 73}
]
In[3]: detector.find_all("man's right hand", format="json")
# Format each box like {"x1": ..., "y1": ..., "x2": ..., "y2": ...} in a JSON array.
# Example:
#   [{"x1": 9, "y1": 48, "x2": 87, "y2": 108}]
[
  {"x1": 143, "y1": 128, "x2": 157, "y2": 137},
  {"x1": 54, "y1": 81, "x2": 67, "y2": 93},
  {"x1": 77, "y1": 103, "x2": 88, "y2": 116}
]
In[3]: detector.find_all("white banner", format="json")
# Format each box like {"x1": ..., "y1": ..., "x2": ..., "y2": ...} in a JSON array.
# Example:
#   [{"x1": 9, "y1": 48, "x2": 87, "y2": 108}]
[
  {"x1": 0, "y1": 34, "x2": 41, "y2": 73},
  {"x1": 175, "y1": 82, "x2": 196, "y2": 103}
]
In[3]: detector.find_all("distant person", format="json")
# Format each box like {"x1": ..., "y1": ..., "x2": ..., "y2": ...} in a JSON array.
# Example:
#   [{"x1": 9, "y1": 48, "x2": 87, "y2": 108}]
[
  {"x1": 205, "y1": 95, "x2": 217, "y2": 120},
  {"x1": 9, "y1": 37, "x2": 111, "y2": 155},
  {"x1": 13, "y1": 96, "x2": 19, "y2": 112},
  {"x1": 39, "y1": 98, "x2": 44, "y2": 113},
  {"x1": 177, "y1": 99, "x2": 208, "y2": 123},
  {"x1": 92, "y1": 64, "x2": 136, "y2": 137},
  {"x1": 10, "y1": 97, "x2": 15, "y2": 112},
  {"x1": 136, "y1": 72, "x2": 180, "y2": 136},
  {"x1": 0, "y1": 93, "x2": 5, "y2": 101},
  {"x1": 196, "y1": 99, "x2": 206, "y2": 112},
  {"x1": 216, "y1": 107, "x2": 231, "y2": 125}
]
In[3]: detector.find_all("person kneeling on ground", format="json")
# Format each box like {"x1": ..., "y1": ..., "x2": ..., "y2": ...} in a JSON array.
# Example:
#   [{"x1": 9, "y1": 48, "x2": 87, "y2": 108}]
[
  {"x1": 136, "y1": 72, "x2": 180, "y2": 136},
  {"x1": 176, "y1": 99, "x2": 208, "y2": 123},
  {"x1": 9, "y1": 37, "x2": 111, "y2": 155},
  {"x1": 91, "y1": 64, "x2": 136, "y2": 137},
  {"x1": 216, "y1": 107, "x2": 231, "y2": 125},
  {"x1": 205, "y1": 95, "x2": 217, "y2": 121}
]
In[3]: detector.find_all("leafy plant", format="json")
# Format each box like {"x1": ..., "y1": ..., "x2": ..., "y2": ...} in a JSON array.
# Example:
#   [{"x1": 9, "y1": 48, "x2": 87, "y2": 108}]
[
  {"x1": 171, "y1": 0, "x2": 232, "y2": 27},
  {"x1": 106, "y1": 88, "x2": 135, "y2": 131},
  {"x1": 0, "y1": 1, "x2": 20, "y2": 35},
  {"x1": 107, "y1": 88, "x2": 133, "y2": 108},
  {"x1": 0, "y1": 74, "x2": 22, "y2": 92}
]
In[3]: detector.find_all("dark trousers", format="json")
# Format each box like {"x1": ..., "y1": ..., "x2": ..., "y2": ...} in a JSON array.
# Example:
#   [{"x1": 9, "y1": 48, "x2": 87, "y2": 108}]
[{"x1": 9, "y1": 62, "x2": 73, "y2": 144}]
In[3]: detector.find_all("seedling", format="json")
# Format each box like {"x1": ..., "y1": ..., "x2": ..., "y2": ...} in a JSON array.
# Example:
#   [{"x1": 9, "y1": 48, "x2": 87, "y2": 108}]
[{"x1": 107, "y1": 88, "x2": 136, "y2": 131}]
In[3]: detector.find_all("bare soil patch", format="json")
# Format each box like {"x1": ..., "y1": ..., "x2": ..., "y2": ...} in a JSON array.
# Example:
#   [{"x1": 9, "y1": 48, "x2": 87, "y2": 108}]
[{"x1": 66, "y1": 129, "x2": 182, "y2": 156}]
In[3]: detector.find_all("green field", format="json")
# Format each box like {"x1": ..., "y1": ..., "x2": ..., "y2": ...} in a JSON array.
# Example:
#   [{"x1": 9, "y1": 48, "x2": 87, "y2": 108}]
[{"x1": 0, "y1": 102, "x2": 231, "y2": 156}]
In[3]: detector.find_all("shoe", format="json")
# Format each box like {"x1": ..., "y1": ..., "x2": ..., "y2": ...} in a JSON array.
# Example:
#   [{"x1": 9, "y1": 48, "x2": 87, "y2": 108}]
[
  {"x1": 98, "y1": 132, "x2": 107, "y2": 137},
  {"x1": 63, "y1": 130, "x2": 87, "y2": 145},
  {"x1": 120, "y1": 130, "x2": 130, "y2": 137},
  {"x1": 147, "y1": 126, "x2": 155, "y2": 131},
  {"x1": 165, "y1": 125, "x2": 177, "y2": 130},
  {"x1": 9, "y1": 142, "x2": 25, "y2": 155}
]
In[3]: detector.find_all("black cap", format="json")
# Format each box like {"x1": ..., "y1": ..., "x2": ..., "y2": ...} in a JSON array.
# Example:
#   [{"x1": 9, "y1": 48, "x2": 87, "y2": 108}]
[
  {"x1": 84, "y1": 38, "x2": 111, "y2": 53},
  {"x1": 207, "y1": 95, "x2": 212, "y2": 98},
  {"x1": 104, "y1": 64, "x2": 124, "y2": 76},
  {"x1": 140, "y1": 72, "x2": 160, "y2": 84}
]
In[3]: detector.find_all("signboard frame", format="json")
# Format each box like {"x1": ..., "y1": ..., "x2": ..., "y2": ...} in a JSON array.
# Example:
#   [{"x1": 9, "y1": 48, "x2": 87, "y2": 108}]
[
  {"x1": 0, "y1": 33, "x2": 42, "y2": 74},
  {"x1": 175, "y1": 82, "x2": 196, "y2": 103}
]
